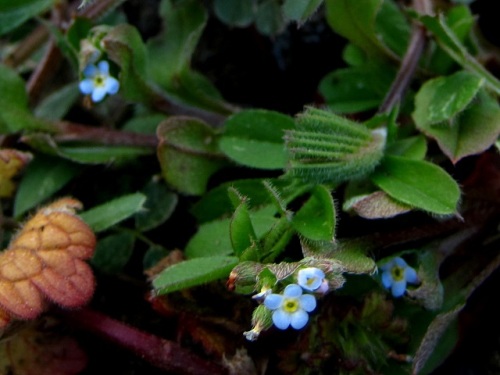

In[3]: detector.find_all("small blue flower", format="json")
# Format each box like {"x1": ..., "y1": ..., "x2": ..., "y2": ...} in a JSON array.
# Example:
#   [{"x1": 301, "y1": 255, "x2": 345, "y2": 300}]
[
  {"x1": 297, "y1": 267, "x2": 325, "y2": 292},
  {"x1": 380, "y1": 257, "x2": 419, "y2": 298},
  {"x1": 79, "y1": 60, "x2": 119, "y2": 102},
  {"x1": 264, "y1": 284, "x2": 316, "y2": 330}
]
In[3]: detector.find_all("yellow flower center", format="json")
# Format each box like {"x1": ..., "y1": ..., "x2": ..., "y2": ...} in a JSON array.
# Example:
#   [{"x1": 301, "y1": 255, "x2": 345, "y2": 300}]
[
  {"x1": 283, "y1": 298, "x2": 299, "y2": 313},
  {"x1": 391, "y1": 266, "x2": 405, "y2": 282},
  {"x1": 306, "y1": 277, "x2": 316, "y2": 287},
  {"x1": 93, "y1": 74, "x2": 106, "y2": 87}
]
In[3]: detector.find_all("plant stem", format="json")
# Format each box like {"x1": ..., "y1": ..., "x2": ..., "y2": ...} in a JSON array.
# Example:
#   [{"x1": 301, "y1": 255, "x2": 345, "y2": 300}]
[
  {"x1": 61, "y1": 307, "x2": 228, "y2": 375},
  {"x1": 54, "y1": 122, "x2": 158, "y2": 147},
  {"x1": 379, "y1": 0, "x2": 431, "y2": 113}
]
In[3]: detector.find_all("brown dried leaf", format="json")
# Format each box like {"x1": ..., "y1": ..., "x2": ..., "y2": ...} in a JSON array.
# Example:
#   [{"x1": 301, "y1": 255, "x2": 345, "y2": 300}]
[
  {"x1": 0, "y1": 198, "x2": 96, "y2": 330},
  {"x1": 0, "y1": 149, "x2": 32, "y2": 198},
  {"x1": 0, "y1": 324, "x2": 87, "y2": 375}
]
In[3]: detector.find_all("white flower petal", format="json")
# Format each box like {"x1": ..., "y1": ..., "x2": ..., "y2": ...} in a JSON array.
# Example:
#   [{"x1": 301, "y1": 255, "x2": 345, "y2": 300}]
[
  {"x1": 381, "y1": 271, "x2": 393, "y2": 289},
  {"x1": 105, "y1": 77, "x2": 120, "y2": 94},
  {"x1": 404, "y1": 266, "x2": 419, "y2": 284},
  {"x1": 97, "y1": 60, "x2": 110, "y2": 74},
  {"x1": 264, "y1": 294, "x2": 283, "y2": 310},
  {"x1": 391, "y1": 280, "x2": 406, "y2": 297},
  {"x1": 283, "y1": 284, "x2": 302, "y2": 298},
  {"x1": 79, "y1": 79, "x2": 94, "y2": 94},
  {"x1": 91, "y1": 86, "x2": 107, "y2": 102},
  {"x1": 290, "y1": 310, "x2": 309, "y2": 330},
  {"x1": 272, "y1": 309, "x2": 291, "y2": 330},
  {"x1": 299, "y1": 294, "x2": 317, "y2": 312},
  {"x1": 82, "y1": 64, "x2": 98, "y2": 77}
]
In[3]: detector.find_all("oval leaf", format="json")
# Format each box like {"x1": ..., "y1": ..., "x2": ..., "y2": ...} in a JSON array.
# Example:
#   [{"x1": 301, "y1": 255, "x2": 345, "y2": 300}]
[
  {"x1": 152, "y1": 256, "x2": 239, "y2": 295},
  {"x1": 219, "y1": 109, "x2": 294, "y2": 169},
  {"x1": 371, "y1": 155, "x2": 460, "y2": 215}
]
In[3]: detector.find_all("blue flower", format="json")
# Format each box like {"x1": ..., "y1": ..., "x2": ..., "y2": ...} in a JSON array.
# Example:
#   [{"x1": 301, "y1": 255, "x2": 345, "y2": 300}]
[
  {"x1": 297, "y1": 267, "x2": 325, "y2": 292},
  {"x1": 380, "y1": 257, "x2": 419, "y2": 298},
  {"x1": 263, "y1": 284, "x2": 316, "y2": 330},
  {"x1": 79, "y1": 61, "x2": 119, "y2": 102}
]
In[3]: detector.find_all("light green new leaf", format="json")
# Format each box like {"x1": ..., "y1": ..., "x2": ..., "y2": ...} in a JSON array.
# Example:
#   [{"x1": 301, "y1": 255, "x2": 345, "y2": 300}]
[
  {"x1": 419, "y1": 13, "x2": 500, "y2": 95},
  {"x1": 152, "y1": 256, "x2": 239, "y2": 295},
  {"x1": 371, "y1": 155, "x2": 460, "y2": 215},
  {"x1": 80, "y1": 193, "x2": 146, "y2": 232},
  {"x1": 228, "y1": 188, "x2": 259, "y2": 256},
  {"x1": 219, "y1": 110, "x2": 294, "y2": 169},
  {"x1": 292, "y1": 185, "x2": 336, "y2": 241},
  {"x1": 0, "y1": 0, "x2": 55, "y2": 35},
  {"x1": 413, "y1": 70, "x2": 483, "y2": 127},
  {"x1": 415, "y1": 91, "x2": 500, "y2": 163},
  {"x1": 185, "y1": 206, "x2": 277, "y2": 258},
  {"x1": 14, "y1": 155, "x2": 80, "y2": 218}
]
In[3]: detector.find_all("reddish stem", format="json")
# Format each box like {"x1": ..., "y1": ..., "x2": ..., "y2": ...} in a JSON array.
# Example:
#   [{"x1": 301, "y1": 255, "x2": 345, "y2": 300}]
[{"x1": 62, "y1": 307, "x2": 228, "y2": 375}]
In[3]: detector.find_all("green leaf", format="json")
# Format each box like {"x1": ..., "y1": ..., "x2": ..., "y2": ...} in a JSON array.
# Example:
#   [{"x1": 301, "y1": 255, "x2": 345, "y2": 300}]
[
  {"x1": 135, "y1": 179, "x2": 178, "y2": 231},
  {"x1": 374, "y1": 0, "x2": 410, "y2": 56},
  {"x1": 427, "y1": 5, "x2": 474, "y2": 75},
  {"x1": 325, "y1": 0, "x2": 385, "y2": 57},
  {"x1": 156, "y1": 117, "x2": 228, "y2": 195},
  {"x1": 214, "y1": 0, "x2": 254, "y2": 27},
  {"x1": 413, "y1": 70, "x2": 483, "y2": 127},
  {"x1": 185, "y1": 206, "x2": 277, "y2": 258},
  {"x1": 228, "y1": 188, "x2": 259, "y2": 256},
  {"x1": 34, "y1": 83, "x2": 80, "y2": 121},
  {"x1": 91, "y1": 232, "x2": 135, "y2": 273},
  {"x1": 419, "y1": 13, "x2": 500, "y2": 95},
  {"x1": 283, "y1": 0, "x2": 323, "y2": 24},
  {"x1": 385, "y1": 135, "x2": 427, "y2": 160},
  {"x1": 14, "y1": 155, "x2": 80, "y2": 218},
  {"x1": 219, "y1": 110, "x2": 294, "y2": 169},
  {"x1": 415, "y1": 90, "x2": 500, "y2": 163},
  {"x1": 190, "y1": 178, "x2": 311, "y2": 223},
  {"x1": 152, "y1": 256, "x2": 239, "y2": 295},
  {"x1": 80, "y1": 193, "x2": 147, "y2": 232},
  {"x1": 255, "y1": 0, "x2": 285, "y2": 36},
  {"x1": 0, "y1": 0, "x2": 55, "y2": 35},
  {"x1": 22, "y1": 133, "x2": 154, "y2": 164},
  {"x1": 371, "y1": 155, "x2": 460, "y2": 215},
  {"x1": 292, "y1": 185, "x2": 336, "y2": 241},
  {"x1": 143, "y1": 245, "x2": 169, "y2": 270},
  {"x1": 0, "y1": 66, "x2": 54, "y2": 134},
  {"x1": 147, "y1": 0, "x2": 233, "y2": 114},
  {"x1": 343, "y1": 190, "x2": 412, "y2": 219},
  {"x1": 319, "y1": 62, "x2": 395, "y2": 113},
  {"x1": 102, "y1": 24, "x2": 155, "y2": 103}
]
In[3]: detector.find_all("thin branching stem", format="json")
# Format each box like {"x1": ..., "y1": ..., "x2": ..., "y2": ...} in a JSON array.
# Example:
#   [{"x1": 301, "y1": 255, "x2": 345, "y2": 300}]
[{"x1": 379, "y1": 0, "x2": 432, "y2": 113}]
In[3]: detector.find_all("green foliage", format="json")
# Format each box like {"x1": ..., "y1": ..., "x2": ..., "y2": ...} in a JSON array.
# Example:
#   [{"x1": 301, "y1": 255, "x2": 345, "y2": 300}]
[
  {"x1": 157, "y1": 117, "x2": 228, "y2": 195},
  {"x1": 0, "y1": 0, "x2": 55, "y2": 35},
  {"x1": 14, "y1": 155, "x2": 80, "y2": 217},
  {"x1": 2, "y1": 0, "x2": 500, "y2": 372},
  {"x1": 152, "y1": 256, "x2": 239, "y2": 295},
  {"x1": 371, "y1": 155, "x2": 460, "y2": 215},
  {"x1": 219, "y1": 110, "x2": 295, "y2": 169},
  {"x1": 80, "y1": 193, "x2": 147, "y2": 232}
]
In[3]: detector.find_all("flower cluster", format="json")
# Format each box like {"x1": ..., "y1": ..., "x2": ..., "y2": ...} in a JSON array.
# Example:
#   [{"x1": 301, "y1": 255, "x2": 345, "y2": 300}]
[
  {"x1": 261, "y1": 267, "x2": 326, "y2": 330},
  {"x1": 380, "y1": 257, "x2": 419, "y2": 298},
  {"x1": 79, "y1": 60, "x2": 119, "y2": 102}
]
